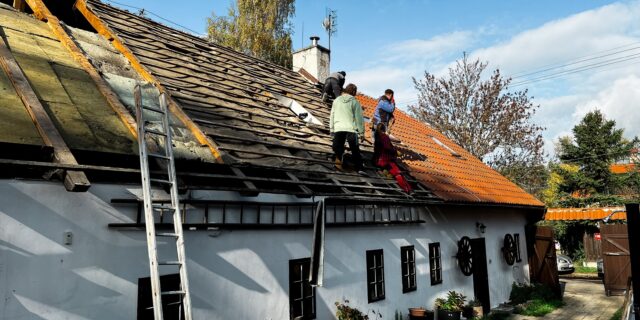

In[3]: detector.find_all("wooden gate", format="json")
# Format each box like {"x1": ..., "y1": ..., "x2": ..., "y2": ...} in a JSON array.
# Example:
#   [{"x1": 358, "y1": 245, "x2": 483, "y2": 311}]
[
  {"x1": 601, "y1": 224, "x2": 630, "y2": 296},
  {"x1": 583, "y1": 232, "x2": 602, "y2": 261},
  {"x1": 526, "y1": 226, "x2": 560, "y2": 296}
]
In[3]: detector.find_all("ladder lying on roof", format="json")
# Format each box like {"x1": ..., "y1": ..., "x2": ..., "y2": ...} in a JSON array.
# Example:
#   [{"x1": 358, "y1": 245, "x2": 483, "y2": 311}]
[{"x1": 134, "y1": 85, "x2": 193, "y2": 320}]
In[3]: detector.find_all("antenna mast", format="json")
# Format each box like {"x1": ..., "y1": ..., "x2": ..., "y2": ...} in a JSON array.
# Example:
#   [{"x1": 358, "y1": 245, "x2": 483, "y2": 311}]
[{"x1": 322, "y1": 8, "x2": 337, "y2": 52}]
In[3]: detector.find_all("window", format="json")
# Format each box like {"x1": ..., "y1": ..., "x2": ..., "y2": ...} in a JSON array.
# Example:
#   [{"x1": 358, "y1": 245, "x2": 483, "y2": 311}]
[
  {"x1": 366, "y1": 249, "x2": 385, "y2": 302},
  {"x1": 401, "y1": 245, "x2": 417, "y2": 293},
  {"x1": 514, "y1": 233, "x2": 522, "y2": 262},
  {"x1": 137, "y1": 274, "x2": 184, "y2": 320},
  {"x1": 289, "y1": 258, "x2": 316, "y2": 319},
  {"x1": 429, "y1": 243, "x2": 442, "y2": 285}
]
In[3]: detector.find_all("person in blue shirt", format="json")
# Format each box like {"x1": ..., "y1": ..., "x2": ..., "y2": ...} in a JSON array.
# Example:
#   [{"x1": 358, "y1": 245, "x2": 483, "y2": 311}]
[{"x1": 371, "y1": 89, "x2": 395, "y2": 144}]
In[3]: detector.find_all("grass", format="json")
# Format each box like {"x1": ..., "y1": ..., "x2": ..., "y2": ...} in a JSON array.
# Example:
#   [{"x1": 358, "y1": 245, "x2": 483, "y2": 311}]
[
  {"x1": 509, "y1": 282, "x2": 564, "y2": 317},
  {"x1": 477, "y1": 313, "x2": 510, "y2": 320},
  {"x1": 575, "y1": 266, "x2": 598, "y2": 273},
  {"x1": 516, "y1": 299, "x2": 564, "y2": 317},
  {"x1": 609, "y1": 306, "x2": 623, "y2": 320}
]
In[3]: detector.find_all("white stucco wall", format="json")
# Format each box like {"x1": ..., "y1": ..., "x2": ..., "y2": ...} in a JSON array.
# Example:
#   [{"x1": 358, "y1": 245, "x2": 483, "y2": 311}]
[
  {"x1": 292, "y1": 46, "x2": 330, "y2": 83},
  {"x1": 0, "y1": 180, "x2": 532, "y2": 319}
]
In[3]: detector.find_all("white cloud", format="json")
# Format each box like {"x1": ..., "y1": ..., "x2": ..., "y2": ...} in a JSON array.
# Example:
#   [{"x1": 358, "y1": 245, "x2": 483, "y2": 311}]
[
  {"x1": 573, "y1": 75, "x2": 640, "y2": 138},
  {"x1": 348, "y1": 1, "x2": 640, "y2": 157},
  {"x1": 348, "y1": 30, "x2": 473, "y2": 104},
  {"x1": 381, "y1": 31, "x2": 473, "y2": 64},
  {"x1": 470, "y1": 1, "x2": 640, "y2": 76}
]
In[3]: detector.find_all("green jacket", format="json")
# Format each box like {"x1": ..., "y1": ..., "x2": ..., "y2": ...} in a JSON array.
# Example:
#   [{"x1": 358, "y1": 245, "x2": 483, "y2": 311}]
[{"x1": 330, "y1": 94, "x2": 365, "y2": 136}]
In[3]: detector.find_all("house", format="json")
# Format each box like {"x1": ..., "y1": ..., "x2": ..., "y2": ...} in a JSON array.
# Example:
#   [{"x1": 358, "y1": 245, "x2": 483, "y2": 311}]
[{"x1": 0, "y1": 1, "x2": 545, "y2": 319}]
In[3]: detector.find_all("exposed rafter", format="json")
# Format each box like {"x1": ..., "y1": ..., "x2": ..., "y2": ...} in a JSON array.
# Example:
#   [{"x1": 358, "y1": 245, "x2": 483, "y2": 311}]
[
  {"x1": 23, "y1": 0, "x2": 139, "y2": 138},
  {"x1": 75, "y1": 0, "x2": 224, "y2": 163},
  {"x1": 0, "y1": 34, "x2": 90, "y2": 192}
]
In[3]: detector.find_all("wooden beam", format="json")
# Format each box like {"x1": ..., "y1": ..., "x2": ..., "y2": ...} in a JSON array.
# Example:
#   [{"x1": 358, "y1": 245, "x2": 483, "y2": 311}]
[
  {"x1": 0, "y1": 34, "x2": 90, "y2": 192},
  {"x1": 12, "y1": 0, "x2": 27, "y2": 12},
  {"x1": 75, "y1": 0, "x2": 224, "y2": 163},
  {"x1": 23, "y1": 0, "x2": 138, "y2": 139}
]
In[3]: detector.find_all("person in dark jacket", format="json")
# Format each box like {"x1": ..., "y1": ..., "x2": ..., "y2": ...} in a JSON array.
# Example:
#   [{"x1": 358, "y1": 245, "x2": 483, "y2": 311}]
[
  {"x1": 372, "y1": 123, "x2": 412, "y2": 194},
  {"x1": 322, "y1": 71, "x2": 346, "y2": 102}
]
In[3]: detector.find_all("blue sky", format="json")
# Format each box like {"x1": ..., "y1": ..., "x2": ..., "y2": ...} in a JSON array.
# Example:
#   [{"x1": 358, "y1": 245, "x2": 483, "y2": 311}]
[{"x1": 105, "y1": 0, "x2": 640, "y2": 157}]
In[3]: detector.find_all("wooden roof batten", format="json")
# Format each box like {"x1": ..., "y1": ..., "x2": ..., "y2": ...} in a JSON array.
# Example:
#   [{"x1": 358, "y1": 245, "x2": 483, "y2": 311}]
[
  {"x1": 64, "y1": 0, "x2": 438, "y2": 201},
  {"x1": 74, "y1": 0, "x2": 224, "y2": 164},
  {"x1": 22, "y1": 0, "x2": 139, "y2": 138},
  {"x1": 0, "y1": 33, "x2": 90, "y2": 192}
]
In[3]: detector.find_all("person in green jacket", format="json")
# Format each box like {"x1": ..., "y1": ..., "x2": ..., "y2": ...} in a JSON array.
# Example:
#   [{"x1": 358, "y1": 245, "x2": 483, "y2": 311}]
[{"x1": 330, "y1": 83, "x2": 365, "y2": 173}]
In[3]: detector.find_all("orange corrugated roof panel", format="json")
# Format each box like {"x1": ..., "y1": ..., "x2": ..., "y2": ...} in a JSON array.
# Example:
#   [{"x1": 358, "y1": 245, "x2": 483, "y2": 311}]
[
  {"x1": 357, "y1": 94, "x2": 544, "y2": 207},
  {"x1": 611, "y1": 164, "x2": 635, "y2": 174},
  {"x1": 545, "y1": 207, "x2": 626, "y2": 220}
]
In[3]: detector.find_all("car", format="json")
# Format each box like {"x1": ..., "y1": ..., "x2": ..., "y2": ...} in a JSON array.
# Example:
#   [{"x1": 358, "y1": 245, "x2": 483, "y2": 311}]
[
  {"x1": 557, "y1": 254, "x2": 575, "y2": 274},
  {"x1": 597, "y1": 258, "x2": 604, "y2": 278}
]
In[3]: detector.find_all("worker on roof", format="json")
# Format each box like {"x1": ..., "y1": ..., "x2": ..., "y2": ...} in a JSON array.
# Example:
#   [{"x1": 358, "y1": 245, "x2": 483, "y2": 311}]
[
  {"x1": 373, "y1": 123, "x2": 412, "y2": 194},
  {"x1": 371, "y1": 89, "x2": 396, "y2": 143},
  {"x1": 330, "y1": 83, "x2": 365, "y2": 174},
  {"x1": 321, "y1": 71, "x2": 346, "y2": 102}
]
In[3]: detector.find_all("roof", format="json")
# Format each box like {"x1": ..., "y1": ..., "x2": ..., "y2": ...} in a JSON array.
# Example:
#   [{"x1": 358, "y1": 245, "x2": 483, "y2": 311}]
[
  {"x1": 0, "y1": 2, "x2": 435, "y2": 201},
  {"x1": 0, "y1": 1, "x2": 543, "y2": 208},
  {"x1": 357, "y1": 94, "x2": 544, "y2": 207},
  {"x1": 545, "y1": 207, "x2": 626, "y2": 221},
  {"x1": 0, "y1": 4, "x2": 136, "y2": 154},
  {"x1": 611, "y1": 163, "x2": 635, "y2": 174}
]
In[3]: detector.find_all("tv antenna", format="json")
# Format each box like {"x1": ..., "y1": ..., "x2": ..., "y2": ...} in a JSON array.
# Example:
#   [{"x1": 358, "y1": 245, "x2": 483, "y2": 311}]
[{"x1": 322, "y1": 8, "x2": 337, "y2": 52}]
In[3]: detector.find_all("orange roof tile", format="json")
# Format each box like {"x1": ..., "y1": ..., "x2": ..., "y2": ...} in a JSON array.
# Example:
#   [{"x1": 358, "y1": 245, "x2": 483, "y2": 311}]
[
  {"x1": 545, "y1": 207, "x2": 626, "y2": 221},
  {"x1": 357, "y1": 94, "x2": 544, "y2": 207}
]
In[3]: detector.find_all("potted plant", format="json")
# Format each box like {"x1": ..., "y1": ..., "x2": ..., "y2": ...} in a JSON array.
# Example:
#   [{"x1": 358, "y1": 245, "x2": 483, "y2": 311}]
[
  {"x1": 407, "y1": 307, "x2": 434, "y2": 320},
  {"x1": 335, "y1": 300, "x2": 369, "y2": 320},
  {"x1": 462, "y1": 299, "x2": 482, "y2": 319},
  {"x1": 435, "y1": 291, "x2": 466, "y2": 320}
]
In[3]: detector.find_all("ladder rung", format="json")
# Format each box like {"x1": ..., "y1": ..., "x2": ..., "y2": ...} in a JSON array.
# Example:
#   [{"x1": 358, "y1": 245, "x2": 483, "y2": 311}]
[
  {"x1": 158, "y1": 261, "x2": 182, "y2": 266},
  {"x1": 142, "y1": 105, "x2": 165, "y2": 114},
  {"x1": 161, "y1": 290, "x2": 185, "y2": 296},
  {"x1": 156, "y1": 232, "x2": 179, "y2": 237},
  {"x1": 152, "y1": 204, "x2": 175, "y2": 211},
  {"x1": 148, "y1": 153, "x2": 170, "y2": 160},
  {"x1": 150, "y1": 178, "x2": 173, "y2": 185},
  {"x1": 145, "y1": 128, "x2": 167, "y2": 136}
]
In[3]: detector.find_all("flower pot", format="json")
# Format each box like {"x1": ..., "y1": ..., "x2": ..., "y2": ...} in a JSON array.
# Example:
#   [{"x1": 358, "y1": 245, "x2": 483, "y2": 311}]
[
  {"x1": 473, "y1": 306, "x2": 484, "y2": 318},
  {"x1": 437, "y1": 309, "x2": 461, "y2": 320},
  {"x1": 408, "y1": 309, "x2": 434, "y2": 320}
]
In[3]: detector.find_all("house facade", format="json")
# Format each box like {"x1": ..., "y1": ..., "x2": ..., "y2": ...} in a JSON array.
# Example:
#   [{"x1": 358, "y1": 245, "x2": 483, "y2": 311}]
[{"x1": 0, "y1": 1, "x2": 544, "y2": 319}]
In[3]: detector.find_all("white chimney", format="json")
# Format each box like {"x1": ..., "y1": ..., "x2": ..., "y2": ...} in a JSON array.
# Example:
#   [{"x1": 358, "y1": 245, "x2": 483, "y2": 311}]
[{"x1": 292, "y1": 36, "x2": 330, "y2": 83}]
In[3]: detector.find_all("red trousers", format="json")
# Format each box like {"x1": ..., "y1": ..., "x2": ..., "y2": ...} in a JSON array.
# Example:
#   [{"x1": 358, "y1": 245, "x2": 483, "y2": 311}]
[{"x1": 386, "y1": 162, "x2": 412, "y2": 194}]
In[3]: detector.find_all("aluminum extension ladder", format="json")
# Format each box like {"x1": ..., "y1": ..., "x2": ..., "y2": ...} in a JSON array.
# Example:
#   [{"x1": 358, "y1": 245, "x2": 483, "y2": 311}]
[{"x1": 134, "y1": 85, "x2": 193, "y2": 320}]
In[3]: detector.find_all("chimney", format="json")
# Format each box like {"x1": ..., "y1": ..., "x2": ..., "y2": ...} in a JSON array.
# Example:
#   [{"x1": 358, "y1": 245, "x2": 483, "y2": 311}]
[{"x1": 292, "y1": 36, "x2": 330, "y2": 83}]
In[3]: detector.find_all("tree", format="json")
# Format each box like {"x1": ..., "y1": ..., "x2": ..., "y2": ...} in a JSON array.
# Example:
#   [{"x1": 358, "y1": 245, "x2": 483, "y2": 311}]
[
  {"x1": 544, "y1": 111, "x2": 639, "y2": 260},
  {"x1": 409, "y1": 53, "x2": 545, "y2": 190},
  {"x1": 207, "y1": 0, "x2": 295, "y2": 68},
  {"x1": 557, "y1": 110, "x2": 639, "y2": 196}
]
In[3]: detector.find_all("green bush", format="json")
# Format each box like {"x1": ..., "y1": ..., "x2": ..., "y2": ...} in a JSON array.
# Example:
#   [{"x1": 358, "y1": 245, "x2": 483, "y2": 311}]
[
  {"x1": 509, "y1": 283, "x2": 557, "y2": 304},
  {"x1": 335, "y1": 300, "x2": 368, "y2": 320},
  {"x1": 435, "y1": 291, "x2": 466, "y2": 312}
]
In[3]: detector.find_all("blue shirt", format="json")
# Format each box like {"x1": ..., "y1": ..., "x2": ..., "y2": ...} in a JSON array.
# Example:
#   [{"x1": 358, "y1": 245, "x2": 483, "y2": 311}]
[{"x1": 373, "y1": 98, "x2": 395, "y2": 126}]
